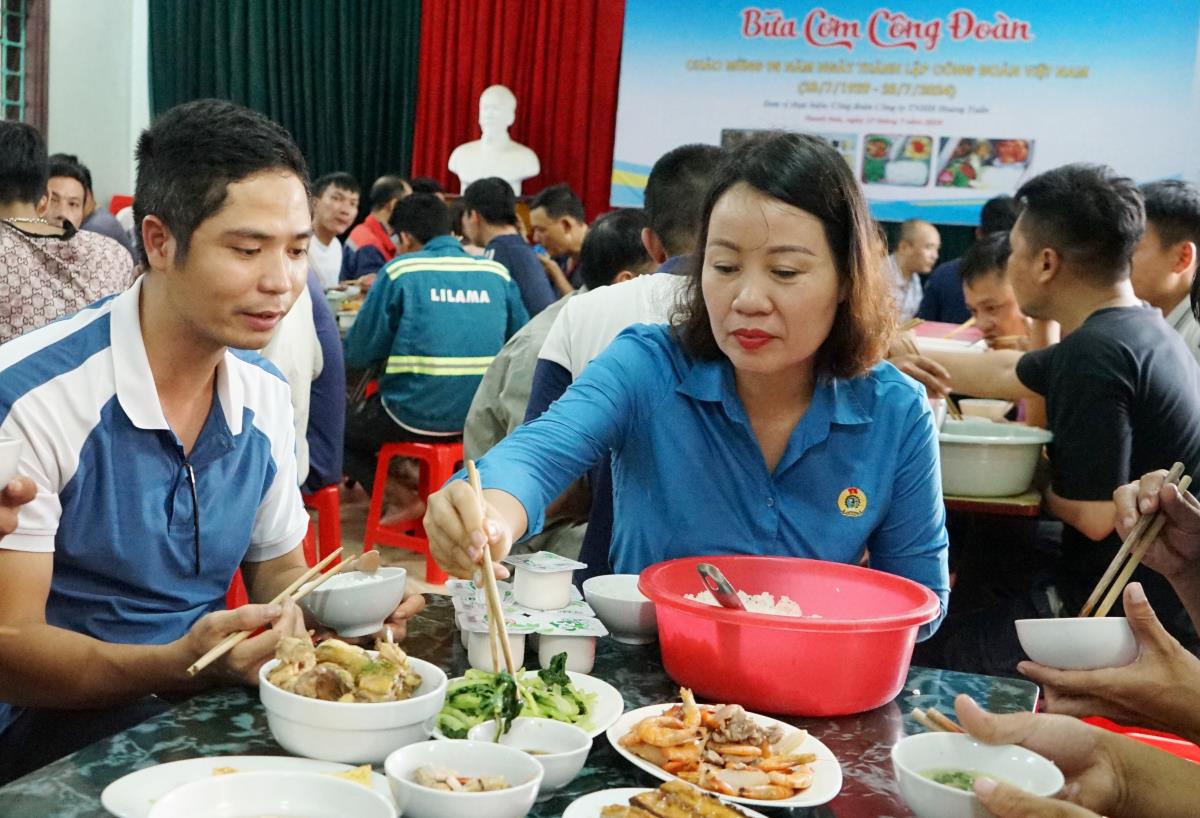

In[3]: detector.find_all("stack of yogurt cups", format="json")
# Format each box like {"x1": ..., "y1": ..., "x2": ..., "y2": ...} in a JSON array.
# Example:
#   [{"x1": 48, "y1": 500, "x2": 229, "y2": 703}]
[{"x1": 449, "y1": 552, "x2": 608, "y2": 674}]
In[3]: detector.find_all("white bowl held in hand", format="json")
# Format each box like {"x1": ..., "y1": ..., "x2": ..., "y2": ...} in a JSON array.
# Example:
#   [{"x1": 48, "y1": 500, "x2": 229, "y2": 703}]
[
  {"x1": 1015, "y1": 616, "x2": 1138, "y2": 670},
  {"x1": 147, "y1": 770, "x2": 394, "y2": 818},
  {"x1": 958, "y1": 399, "x2": 1014, "y2": 421},
  {"x1": 0, "y1": 438, "x2": 23, "y2": 487},
  {"x1": 468, "y1": 717, "x2": 591, "y2": 792},
  {"x1": 299, "y1": 565, "x2": 407, "y2": 638},
  {"x1": 892, "y1": 732, "x2": 1063, "y2": 818},
  {"x1": 385, "y1": 739, "x2": 543, "y2": 818},
  {"x1": 583, "y1": 574, "x2": 657, "y2": 644},
  {"x1": 259, "y1": 654, "x2": 447, "y2": 764}
]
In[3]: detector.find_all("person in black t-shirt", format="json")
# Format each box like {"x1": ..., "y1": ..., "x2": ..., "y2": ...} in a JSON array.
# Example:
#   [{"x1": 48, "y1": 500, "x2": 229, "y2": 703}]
[{"x1": 919, "y1": 163, "x2": 1200, "y2": 674}]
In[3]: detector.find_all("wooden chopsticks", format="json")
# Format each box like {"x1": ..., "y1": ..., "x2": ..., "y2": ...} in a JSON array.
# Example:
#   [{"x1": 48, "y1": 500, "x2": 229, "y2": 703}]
[
  {"x1": 911, "y1": 707, "x2": 965, "y2": 733},
  {"x1": 944, "y1": 316, "x2": 976, "y2": 339},
  {"x1": 466, "y1": 460, "x2": 518, "y2": 676},
  {"x1": 187, "y1": 546, "x2": 346, "y2": 676},
  {"x1": 1079, "y1": 462, "x2": 1190, "y2": 618}
]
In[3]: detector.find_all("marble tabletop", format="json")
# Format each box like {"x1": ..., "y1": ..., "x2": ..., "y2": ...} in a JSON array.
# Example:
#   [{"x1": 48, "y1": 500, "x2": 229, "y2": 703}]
[{"x1": 0, "y1": 596, "x2": 1038, "y2": 817}]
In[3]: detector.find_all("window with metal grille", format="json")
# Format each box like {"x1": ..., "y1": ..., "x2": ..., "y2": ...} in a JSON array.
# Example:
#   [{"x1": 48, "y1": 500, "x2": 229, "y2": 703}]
[{"x1": 2, "y1": 0, "x2": 26, "y2": 121}]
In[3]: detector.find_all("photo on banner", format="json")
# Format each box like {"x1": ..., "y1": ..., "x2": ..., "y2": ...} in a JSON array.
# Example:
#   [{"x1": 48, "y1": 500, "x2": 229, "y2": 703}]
[{"x1": 610, "y1": 1, "x2": 1200, "y2": 225}]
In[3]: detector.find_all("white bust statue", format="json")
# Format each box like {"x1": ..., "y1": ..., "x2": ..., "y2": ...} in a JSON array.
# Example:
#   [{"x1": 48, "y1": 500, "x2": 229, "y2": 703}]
[{"x1": 448, "y1": 85, "x2": 540, "y2": 195}]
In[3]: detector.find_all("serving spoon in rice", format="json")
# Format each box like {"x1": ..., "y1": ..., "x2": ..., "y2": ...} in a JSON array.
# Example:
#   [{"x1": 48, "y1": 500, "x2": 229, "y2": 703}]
[{"x1": 696, "y1": 563, "x2": 746, "y2": 611}]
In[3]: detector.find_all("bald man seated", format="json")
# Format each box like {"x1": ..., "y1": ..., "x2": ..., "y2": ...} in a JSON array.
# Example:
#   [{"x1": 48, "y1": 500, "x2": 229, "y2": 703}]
[{"x1": 887, "y1": 219, "x2": 941, "y2": 321}]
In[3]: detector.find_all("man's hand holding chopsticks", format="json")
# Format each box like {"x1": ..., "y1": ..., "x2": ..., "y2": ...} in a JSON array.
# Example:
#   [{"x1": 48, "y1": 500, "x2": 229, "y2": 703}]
[
  {"x1": 176, "y1": 598, "x2": 308, "y2": 686},
  {"x1": 1018, "y1": 583, "x2": 1200, "y2": 746},
  {"x1": 890, "y1": 352, "x2": 953, "y2": 399},
  {"x1": 1115, "y1": 470, "x2": 1200, "y2": 584}
]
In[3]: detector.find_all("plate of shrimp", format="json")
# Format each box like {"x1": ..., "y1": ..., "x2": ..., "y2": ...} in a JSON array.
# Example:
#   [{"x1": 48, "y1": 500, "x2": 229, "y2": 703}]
[{"x1": 605, "y1": 688, "x2": 842, "y2": 808}]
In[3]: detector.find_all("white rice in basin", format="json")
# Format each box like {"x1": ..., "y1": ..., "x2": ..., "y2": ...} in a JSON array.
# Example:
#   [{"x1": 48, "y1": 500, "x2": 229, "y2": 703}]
[{"x1": 684, "y1": 589, "x2": 820, "y2": 618}]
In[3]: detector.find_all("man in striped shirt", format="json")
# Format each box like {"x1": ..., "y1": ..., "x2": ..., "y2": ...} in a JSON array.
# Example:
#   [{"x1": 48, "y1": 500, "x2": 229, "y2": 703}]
[{"x1": 343, "y1": 193, "x2": 528, "y2": 498}]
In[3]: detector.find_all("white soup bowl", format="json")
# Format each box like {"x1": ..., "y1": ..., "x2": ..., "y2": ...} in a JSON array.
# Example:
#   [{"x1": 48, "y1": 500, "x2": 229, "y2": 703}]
[{"x1": 892, "y1": 732, "x2": 1063, "y2": 818}]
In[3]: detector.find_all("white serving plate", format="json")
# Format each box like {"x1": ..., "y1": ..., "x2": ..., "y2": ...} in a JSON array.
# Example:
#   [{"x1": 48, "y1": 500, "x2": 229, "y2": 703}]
[
  {"x1": 605, "y1": 704, "x2": 842, "y2": 809},
  {"x1": 101, "y1": 755, "x2": 396, "y2": 818},
  {"x1": 432, "y1": 670, "x2": 624, "y2": 740},
  {"x1": 563, "y1": 786, "x2": 771, "y2": 818}
]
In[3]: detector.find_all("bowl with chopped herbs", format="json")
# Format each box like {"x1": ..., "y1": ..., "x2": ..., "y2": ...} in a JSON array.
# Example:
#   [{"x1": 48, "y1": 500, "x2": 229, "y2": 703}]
[{"x1": 892, "y1": 732, "x2": 1063, "y2": 817}]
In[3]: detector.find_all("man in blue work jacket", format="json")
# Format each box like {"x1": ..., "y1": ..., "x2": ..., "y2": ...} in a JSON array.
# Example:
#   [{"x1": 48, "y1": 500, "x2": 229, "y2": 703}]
[{"x1": 343, "y1": 193, "x2": 528, "y2": 500}]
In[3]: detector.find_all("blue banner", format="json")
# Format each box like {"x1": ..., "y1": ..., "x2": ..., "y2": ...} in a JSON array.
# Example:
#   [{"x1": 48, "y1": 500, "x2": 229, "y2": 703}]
[{"x1": 611, "y1": 2, "x2": 1200, "y2": 225}]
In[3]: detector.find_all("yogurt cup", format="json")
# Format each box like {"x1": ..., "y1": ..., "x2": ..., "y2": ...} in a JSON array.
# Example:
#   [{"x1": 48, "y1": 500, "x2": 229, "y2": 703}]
[
  {"x1": 466, "y1": 629, "x2": 528, "y2": 672},
  {"x1": 505, "y1": 553, "x2": 586, "y2": 611},
  {"x1": 459, "y1": 612, "x2": 536, "y2": 672},
  {"x1": 536, "y1": 633, "x2": 596, "y2": 674}
]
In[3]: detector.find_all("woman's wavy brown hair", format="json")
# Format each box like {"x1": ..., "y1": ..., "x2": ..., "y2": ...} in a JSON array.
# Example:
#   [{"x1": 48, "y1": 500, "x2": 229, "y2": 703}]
[{"x1": 671, "y1": 132, "x2": 895, "y2": 380}]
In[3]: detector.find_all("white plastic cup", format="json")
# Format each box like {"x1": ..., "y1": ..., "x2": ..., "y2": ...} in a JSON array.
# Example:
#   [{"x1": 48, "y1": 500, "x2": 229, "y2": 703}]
[
  {"x1": 512, "y1": 567, "x2": 573, "y2": 610},
  {"x1": 467, "y1": 629, "x2": 527, "y2": 671},
  {"x1": 537, "y1": 634, "x2": 595, "y2": 674}
]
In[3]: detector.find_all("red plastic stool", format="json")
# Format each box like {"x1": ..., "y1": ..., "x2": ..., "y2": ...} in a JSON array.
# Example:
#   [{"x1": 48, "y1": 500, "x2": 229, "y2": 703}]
[
  {"x1": 303, "y1": 484, "x2": 342, "y2": 564},
  {"x1": 363, "y1": 441, "x2": 462, "y2": 584},
  {"x1": 225, "y1": 568, "x2": 250, "y2": 609}
]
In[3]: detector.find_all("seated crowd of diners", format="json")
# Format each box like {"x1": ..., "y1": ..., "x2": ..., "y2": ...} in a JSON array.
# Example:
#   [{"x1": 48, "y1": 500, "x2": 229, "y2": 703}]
[{"x1": 5, "y1": 99, "x2": 1200, "y2": 815}]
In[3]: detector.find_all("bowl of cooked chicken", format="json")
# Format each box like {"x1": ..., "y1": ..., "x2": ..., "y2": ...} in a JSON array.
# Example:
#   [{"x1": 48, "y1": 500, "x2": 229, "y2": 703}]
[{"x1": 259, "y1": 632, "x2": 448, "y2": 764}]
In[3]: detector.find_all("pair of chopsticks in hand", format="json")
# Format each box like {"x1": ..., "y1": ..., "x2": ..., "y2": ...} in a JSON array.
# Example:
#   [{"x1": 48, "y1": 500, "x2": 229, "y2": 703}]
[
  {"x1": 467, "y1": 460, "x2": 518, "y2": 677},
  {"x1": 898, "y1": 318, "x2": 963, "y2": 420},
  {"x1": 1079, "y1": 462, "x2": 1193, "y2": 618},
  {"x1": 187, "y1": 546, "x2": 356, "y2": 676},
  {"x1": 911, "y1": 706, "x2": 965, "y2": 733}
]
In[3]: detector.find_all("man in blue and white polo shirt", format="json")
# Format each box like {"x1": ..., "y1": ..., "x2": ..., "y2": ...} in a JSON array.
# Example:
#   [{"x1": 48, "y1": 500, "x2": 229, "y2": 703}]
[{"x1": 0, "y1": 99, "x2": 423, "y2": 782}]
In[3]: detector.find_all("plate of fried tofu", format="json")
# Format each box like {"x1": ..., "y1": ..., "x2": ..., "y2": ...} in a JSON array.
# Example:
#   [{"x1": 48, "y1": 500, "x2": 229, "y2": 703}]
[{"x1": 563, "y1": 781, "x2": 770, "y2": 818}]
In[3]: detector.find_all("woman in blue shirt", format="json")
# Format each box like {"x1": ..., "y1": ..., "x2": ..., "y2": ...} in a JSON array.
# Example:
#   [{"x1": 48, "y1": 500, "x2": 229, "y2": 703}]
[{"x1": 425, "y1": 133, "x2": 950, "y2": 636}]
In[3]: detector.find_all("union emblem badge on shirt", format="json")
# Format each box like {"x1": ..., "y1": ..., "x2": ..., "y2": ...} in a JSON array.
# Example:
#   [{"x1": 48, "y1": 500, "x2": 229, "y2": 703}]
[{"x1": 838, "y1": 487, "x2": 867, "y2": 517}]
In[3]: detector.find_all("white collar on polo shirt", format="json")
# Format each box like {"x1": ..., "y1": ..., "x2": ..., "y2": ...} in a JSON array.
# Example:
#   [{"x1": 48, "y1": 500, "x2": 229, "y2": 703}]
[{"x1": 111, "y1": 275, "x2": 246, "y2": 436}]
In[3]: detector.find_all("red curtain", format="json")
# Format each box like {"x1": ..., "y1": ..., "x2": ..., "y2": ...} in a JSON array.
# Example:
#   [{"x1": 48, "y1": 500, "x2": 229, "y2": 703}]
[{"x1": 411, "y1": 0, "x2": 625, "y2": 220}]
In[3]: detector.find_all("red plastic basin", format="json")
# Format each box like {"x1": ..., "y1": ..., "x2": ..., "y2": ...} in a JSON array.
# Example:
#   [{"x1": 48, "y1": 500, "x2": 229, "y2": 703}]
[{"x1": 639, "y1": 555, "x2": 940, "y2": 716}]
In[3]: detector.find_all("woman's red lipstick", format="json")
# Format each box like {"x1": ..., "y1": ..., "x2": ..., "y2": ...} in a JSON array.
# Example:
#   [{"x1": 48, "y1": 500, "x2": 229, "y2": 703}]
[{"x1": 733, "y1": 329, "x2": 772, "y2": 350}]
